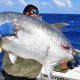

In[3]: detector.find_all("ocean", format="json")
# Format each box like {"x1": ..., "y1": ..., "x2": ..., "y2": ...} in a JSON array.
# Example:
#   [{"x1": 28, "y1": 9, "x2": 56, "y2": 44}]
[{"x1": 40, "y1": 14, "x2": 80, "y2": 49}]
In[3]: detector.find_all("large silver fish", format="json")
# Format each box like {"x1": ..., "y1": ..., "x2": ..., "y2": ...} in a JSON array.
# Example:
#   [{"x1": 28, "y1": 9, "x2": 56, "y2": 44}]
[{"x1": 0, "y1": 12, "x2": 73, "y2": 80}]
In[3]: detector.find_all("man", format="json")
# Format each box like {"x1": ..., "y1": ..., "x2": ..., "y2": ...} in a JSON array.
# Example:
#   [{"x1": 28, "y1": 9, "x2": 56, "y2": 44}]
[
  {"x1": 23, "y1": 4, "x2": 39, "y2": 16},
  {"x1": 1, "y1": 4, "x2": 42, "y2": 80}
]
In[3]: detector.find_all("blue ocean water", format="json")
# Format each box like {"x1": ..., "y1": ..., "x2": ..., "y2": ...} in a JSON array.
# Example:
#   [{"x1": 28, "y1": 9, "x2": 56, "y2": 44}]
[{"x1": 40, "y1": 14, "x2": 80, "y2": 49}]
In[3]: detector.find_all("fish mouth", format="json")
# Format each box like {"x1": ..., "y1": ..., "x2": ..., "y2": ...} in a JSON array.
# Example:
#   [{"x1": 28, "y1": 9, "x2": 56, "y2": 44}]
[{"x1": 3, "y1": 36, "x2": 15, "y2": 40}]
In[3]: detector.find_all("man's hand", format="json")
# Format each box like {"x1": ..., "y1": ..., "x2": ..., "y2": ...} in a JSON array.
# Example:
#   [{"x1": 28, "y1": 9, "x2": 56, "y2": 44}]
[{"x1": 0, "y1": 22, "x2": 15, "y2": 37}]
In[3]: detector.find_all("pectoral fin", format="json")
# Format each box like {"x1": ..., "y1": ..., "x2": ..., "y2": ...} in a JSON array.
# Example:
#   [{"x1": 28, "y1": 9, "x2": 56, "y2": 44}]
[
  {"x1": 44, "y1": 65, "x2": 54, "y2": 80},
  {"x1": 9, "y1": 54, "x2": 17, "y2": 64}
]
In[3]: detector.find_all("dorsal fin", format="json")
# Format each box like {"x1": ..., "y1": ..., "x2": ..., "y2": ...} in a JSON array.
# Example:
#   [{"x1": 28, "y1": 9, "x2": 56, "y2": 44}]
[{"x1": 51, "y1": 23, "x2": 69, "y2": 29}]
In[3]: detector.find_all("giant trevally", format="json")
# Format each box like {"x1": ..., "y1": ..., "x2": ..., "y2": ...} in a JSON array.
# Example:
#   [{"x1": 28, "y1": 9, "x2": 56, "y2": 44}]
[{"x1": 0, "y1": 12, "x2": 74, "y2": 80}]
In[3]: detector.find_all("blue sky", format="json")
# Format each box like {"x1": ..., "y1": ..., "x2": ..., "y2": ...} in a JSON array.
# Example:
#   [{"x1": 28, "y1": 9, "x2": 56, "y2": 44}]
[{"x1": 0, "y1": 0, "x2": 80, "y2": 14}]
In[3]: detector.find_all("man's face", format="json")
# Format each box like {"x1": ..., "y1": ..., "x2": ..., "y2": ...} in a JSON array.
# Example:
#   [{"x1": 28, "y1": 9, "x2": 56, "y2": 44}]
[{"x1": 25, "y1": 9, "x2": 38, "y2": 16}]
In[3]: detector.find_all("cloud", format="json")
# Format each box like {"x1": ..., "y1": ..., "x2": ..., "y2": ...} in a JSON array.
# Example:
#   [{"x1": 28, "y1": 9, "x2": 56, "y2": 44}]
[
  {"x1": 19, "y1": 0, "x2": 27, "y2": 6},
  {"x1": 0, "y1": 0, "x2": 13, "y2": 6},
  {"x1": 6, "y1": 0, "x2": 13, "y2": 5},
  {"x1": 19, "y1": 0, "x2": 41, "y2": 7},
  {"x1": 41, "y1": 2, "x2": 49, "y2": 6},
  {"x1": 53, "y1": 0, "x2": 72, "y2": 8}
]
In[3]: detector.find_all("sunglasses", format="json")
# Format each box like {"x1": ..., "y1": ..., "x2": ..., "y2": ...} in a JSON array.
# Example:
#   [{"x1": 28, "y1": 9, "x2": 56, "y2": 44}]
[{"x1": 32, "y1": 9, "x2": 38, "y2": 15}]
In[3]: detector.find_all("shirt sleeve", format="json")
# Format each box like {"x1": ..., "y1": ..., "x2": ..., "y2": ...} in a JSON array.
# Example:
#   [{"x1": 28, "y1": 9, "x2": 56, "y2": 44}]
[{"x1": 0, "y1": 23, "x2": 15, "y2": 37}]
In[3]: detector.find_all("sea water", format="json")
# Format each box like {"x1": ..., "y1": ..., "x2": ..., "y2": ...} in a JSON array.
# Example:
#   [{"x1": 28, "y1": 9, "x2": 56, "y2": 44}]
[{"x1": 41, "y1": 14, "x2": 80, "y2": 49}]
